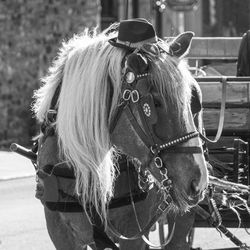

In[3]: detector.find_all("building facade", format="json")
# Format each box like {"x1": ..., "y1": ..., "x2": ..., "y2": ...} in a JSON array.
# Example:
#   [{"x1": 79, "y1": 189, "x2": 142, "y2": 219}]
[{"x1": 101, "y1": 0, "x2": 250, "y2": 38}]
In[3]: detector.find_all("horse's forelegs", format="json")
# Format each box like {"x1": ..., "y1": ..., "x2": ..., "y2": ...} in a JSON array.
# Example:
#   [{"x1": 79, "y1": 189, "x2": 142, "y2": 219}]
[{"x1": 44, "y1": 207, "x2": 95, "y2": 250}]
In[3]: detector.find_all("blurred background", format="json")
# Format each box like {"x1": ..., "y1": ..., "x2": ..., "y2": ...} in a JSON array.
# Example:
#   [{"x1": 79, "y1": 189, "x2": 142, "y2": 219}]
[{"x1": 0, "y1": 0, "x2": 250, "y2": 149}]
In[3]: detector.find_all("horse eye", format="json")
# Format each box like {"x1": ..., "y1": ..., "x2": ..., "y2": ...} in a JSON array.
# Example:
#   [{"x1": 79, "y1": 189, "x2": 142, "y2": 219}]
[{"x1": 154, "y1": 98, "x2": 161, "y2": 107}]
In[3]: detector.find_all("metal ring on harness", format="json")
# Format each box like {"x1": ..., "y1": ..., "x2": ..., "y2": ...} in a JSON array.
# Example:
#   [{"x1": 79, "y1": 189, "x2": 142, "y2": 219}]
[{"x1": 154, "y1": 156, "x2": 163, "y2": 168}]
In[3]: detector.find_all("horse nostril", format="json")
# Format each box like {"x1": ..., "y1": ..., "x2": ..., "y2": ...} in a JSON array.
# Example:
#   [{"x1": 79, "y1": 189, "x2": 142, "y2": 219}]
[{"x1": 190, "y1": 179, "x2": 200, "y2": 196}]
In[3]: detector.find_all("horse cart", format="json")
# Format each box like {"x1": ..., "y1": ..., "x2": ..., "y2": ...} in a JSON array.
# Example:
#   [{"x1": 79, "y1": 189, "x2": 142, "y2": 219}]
[
  {"x1": 179, "y1": 37, "x2": 250, "y2": 250},
  {"x1": 9, "y1": 23, "x2": 249, "y2": 250}
]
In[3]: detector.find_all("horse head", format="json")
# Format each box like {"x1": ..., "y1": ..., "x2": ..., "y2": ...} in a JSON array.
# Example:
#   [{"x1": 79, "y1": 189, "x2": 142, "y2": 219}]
[
  {"x1": 33, "y1": 19, "x2": 208, "y2": 223},
  {"x1": 109, "y1": 20, "x2": 208, "y2": 214}
]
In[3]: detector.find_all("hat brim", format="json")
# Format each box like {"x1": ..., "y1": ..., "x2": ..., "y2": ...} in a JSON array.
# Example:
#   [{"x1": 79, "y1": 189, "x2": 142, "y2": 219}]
[
  {"x1": 108, "y1": 38, "x2": 135, "y2": 51},
  {"x1": 109, "y1": 35, "x2": 158, "y2": 49},
  {"x1": 108, "y1": 37, "x2": 170, "y2": 55}
]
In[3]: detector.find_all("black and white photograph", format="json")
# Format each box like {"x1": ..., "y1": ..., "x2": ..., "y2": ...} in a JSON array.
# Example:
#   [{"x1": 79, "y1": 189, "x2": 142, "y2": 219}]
[{"x1": 0, "y1": 1, "x2": 250, "y2": 249}]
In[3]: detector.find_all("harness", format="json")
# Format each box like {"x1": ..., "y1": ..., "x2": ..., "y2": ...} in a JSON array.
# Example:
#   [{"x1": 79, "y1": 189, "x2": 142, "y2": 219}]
[{"x1": 105, "y1": 47, "x2": 205, "y2": 247}]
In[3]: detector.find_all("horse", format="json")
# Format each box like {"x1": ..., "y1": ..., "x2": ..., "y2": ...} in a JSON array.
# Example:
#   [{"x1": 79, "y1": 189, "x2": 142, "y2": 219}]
[{"x1": 32, "y1": 19, "x2": 208, "y2": 250}]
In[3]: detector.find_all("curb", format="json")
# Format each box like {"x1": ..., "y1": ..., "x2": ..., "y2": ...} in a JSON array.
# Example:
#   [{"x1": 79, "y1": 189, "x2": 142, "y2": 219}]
[{"x1": 0, "y1": 173, "x2": 35, "y2": 181}]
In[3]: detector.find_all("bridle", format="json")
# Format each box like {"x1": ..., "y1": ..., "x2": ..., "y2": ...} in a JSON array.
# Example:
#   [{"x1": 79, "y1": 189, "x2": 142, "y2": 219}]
[
  {"x1": 108, "y1": 46, "x2": 205, "y2": 247},
  {"x1": 110, "y1": 47, "x2": 203, "y2": 190}
]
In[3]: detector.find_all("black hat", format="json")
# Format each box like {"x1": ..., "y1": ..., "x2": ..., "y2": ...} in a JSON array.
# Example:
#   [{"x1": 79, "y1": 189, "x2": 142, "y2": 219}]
[{"x1": 109, "y1": 18, "x2": 158, "y2": 50}]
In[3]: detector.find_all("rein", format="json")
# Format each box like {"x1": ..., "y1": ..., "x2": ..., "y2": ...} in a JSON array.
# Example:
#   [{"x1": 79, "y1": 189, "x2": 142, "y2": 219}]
[
  {"x1": 108, "y1": 193, "x2": 173, "y2": 241},
  {"x1": 109, "y1": 162, "x2": 176, "y2": 248}
]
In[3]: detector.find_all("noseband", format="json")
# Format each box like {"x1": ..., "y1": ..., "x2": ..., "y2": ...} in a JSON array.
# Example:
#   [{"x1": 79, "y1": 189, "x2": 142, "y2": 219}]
[{"x1": 110, "y1": 49, "x2": 203, "y2": 195}]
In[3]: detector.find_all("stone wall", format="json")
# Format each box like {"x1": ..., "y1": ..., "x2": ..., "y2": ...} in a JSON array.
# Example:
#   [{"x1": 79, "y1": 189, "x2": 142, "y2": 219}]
[{"x1": 0, "y1": 0, "x2": 100, "y2": 148}]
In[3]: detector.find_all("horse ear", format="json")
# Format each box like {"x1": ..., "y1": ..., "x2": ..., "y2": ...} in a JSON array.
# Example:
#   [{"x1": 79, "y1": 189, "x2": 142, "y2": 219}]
[{"x1": 169, "y1": 31, "x2": 194, "y2": 58}]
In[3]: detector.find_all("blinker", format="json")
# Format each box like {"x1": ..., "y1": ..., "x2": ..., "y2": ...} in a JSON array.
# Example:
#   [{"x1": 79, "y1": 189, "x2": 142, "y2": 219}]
[{"x1": 136, "y1": 78, "x2": 150, "y2": 96}]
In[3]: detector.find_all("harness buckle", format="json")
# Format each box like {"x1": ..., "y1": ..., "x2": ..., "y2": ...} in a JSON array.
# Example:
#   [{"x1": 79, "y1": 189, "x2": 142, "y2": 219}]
[
  {"x1": 122, "y1": 89, "x2": 131, "y2": 101},
  {"x1": 164, "y1": 194, "x2": 173, "y2": 206},
  {"x1": 154, "y1": 156, "x2": 163, "y2": 168},
  {"x1": 158, "y1": 199, "x2": 170, "y2": 212},
  {"x1": 131, "y1": 90, "x2": 140, "y2": 103},
  {"x1": 47, "y1": 109, "x2": 57, "y2": 123},
  {"x1": 161, "y1": 178, "x2": 172, "y2": 189}
]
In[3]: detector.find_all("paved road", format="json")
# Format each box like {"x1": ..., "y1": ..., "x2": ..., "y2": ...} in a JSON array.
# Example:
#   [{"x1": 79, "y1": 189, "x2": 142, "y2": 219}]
[
  {"x1": 0, "y1": 177, "x2": 54, "y2": 250},
  {"x1": 0, "y1": 177, "x2": 249, "y2": 250}
]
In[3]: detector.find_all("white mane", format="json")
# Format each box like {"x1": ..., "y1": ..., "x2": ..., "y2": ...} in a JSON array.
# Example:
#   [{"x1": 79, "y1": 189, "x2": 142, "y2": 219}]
[
  {"x1": 33, "y1": 30, "x2": 126, "y2": 223},
  {"x1": 33, "y1": 28, "x2": 195, "y2": 224}
]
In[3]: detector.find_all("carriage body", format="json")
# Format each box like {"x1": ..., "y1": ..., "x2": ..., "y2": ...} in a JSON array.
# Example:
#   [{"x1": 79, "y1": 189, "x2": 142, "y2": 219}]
[
  {"x1": 188, "y1": 37, "x2": 250, "y2": 248},
  {"x1": 189, "y1": 37, "x2": 249, "y2": 187}
]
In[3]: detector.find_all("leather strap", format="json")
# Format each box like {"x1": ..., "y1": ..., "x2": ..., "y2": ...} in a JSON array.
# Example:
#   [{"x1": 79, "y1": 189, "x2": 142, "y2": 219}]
[
  {"x1": 199, "y1": 76, "x2": 227, "y2": 143},
  {"x1": 125, "y1": 105, "x2": 155, "y2": 149},
  {"x1": 42, "y1": 163, "x2": 75, "y2": 179},
  {"x1": 44, "y1": 191, "x2": 148, "y2": 213},
  {"x1": 50, "y1": 83, "x2": 61, "y2": 110},
  {"x1": 194, "y1": 205, "x2": 249, "y2": 248},
  {"x1": 108, "y1": 198, "x2": 171, "y2": 240},
  {"x1": 141, "y1": 222, "x2": 175, "y2": 248},
  {"x1": 109, "y1": 101, "x2": 128, "y2": 134},
  {"x1": 165, "y1": 146, "x2": 202, "y2": 154},
  {"x1": 127, "y1": 166, "x2": 176, "y2": 248},
  {"x1": 108, "y1": 160, "x2": 173, "y2": 242}
]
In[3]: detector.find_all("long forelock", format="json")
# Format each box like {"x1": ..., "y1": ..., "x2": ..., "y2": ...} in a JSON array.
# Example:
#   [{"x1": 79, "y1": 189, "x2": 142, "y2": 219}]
[{"x1": 149, "y1": 55, "x2": 192, "y2": 123}]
